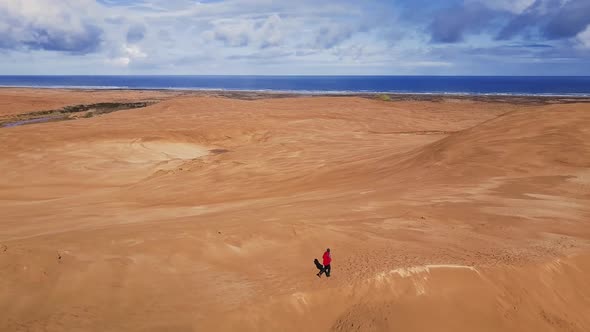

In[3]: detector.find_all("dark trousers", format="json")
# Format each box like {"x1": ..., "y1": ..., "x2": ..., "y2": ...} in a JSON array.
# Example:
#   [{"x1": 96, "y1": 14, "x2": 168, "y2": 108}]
[{"x1": 323, "y1": 264, "x2": 331, "y2": 277}]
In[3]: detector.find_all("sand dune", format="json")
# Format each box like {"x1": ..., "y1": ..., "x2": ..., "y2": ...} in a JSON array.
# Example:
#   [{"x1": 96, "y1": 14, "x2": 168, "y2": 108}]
[
  {"x1": 0, "y1": 89, "x2": 589, "y2": 331},
  {"x1": 399, "y1": 104, "x2": 590, "y2": 175}
]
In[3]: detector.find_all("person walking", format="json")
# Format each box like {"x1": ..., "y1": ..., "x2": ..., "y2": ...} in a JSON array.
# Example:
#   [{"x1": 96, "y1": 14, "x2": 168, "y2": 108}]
[{"x1": 322, "y1": 248, "x2": 331, "y2": 277}]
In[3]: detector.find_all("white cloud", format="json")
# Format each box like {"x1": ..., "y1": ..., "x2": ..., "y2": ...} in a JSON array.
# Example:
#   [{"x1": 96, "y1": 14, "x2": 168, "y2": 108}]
[
  {"x1": 106, "y1": 56, "x2": 131, "y2": 67},
  {"x1": 404, "y1": 60, "x2": 453, "y2": 68},
  {"x1": 466, "y1": 0, "x2": 536, "y2": 13},
  {"x1": 124, "y1": 45, "x2": 147, "y2": 59},
  {"x1": 106, "y1": 44, "x2": 147, "y2": 67},
  {"x1": 0, "y1": 0, "x2": 104, "y2": 53},
  {"x1": 312, "y1": 24, "x2": 355, "y2": 49},
  {"x1": 577, "y1": 26, "x2": 590, "y2": 48},
  {"x1": 258, "y1": 14, "x2": 283, "y2": 48},
  {"x1": 206, "y1": 14, "x2": 284, "y2": 48}
]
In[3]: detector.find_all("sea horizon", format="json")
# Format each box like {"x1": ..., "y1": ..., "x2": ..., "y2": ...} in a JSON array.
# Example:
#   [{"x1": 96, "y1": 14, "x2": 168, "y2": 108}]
[{"x1": 1, "y1": 75, "x2": 589, "y2": 96}]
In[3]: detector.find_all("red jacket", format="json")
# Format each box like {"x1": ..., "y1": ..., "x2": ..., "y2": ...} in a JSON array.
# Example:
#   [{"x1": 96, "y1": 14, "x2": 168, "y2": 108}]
[{"x1": 323, "y1": 251, "x2": 331, "y2": 266}]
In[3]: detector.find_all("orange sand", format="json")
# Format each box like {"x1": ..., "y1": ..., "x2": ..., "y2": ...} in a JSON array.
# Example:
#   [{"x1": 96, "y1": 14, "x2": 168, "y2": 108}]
[{"x1": 1, "y1": 89, "x2": 589, "y2": 331}]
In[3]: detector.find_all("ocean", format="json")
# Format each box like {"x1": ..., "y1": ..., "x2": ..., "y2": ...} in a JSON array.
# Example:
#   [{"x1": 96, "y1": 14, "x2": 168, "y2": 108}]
[{"x1": 0, "y1": 76, "x2": 589, "y2": 96}]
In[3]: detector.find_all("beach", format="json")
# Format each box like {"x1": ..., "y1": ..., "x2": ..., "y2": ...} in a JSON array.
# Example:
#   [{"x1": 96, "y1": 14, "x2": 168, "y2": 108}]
[{"x1": 1, "y1": 88, "x2": 590, "y2": 331}]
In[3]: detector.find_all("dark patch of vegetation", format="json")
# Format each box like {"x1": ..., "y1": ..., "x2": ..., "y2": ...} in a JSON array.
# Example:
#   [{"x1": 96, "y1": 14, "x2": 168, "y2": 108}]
[
  {"x1": 188, "y1": 90, "x2": 590, "y2": 104},
  {"x1": 361, "y1": 94, "x2": 590, "y2": 105},
  {"x1": 210, "y1": 149, "x2": 230, "y2": 154},
  {"x1": 29, "y1": 102, "x2": 154, "y2": 117},
  {"x1": 1, "y1": 101, "x2": 156, "y2": 128}
]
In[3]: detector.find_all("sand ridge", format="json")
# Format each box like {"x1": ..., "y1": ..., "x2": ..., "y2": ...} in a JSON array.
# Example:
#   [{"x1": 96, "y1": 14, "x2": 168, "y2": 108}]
[{"x1": 0, "y1": 88, "x2": 589, "y2": 331}]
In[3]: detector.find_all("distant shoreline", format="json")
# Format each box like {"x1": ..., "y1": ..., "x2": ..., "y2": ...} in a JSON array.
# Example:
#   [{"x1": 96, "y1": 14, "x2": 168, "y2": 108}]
[
  {"x1": 2, "y1": 86, "x2": 590, "y2": 104},
  {"x1": 2, "y1": 85, "x2": 590, "y2": 97},
  {"x1": 1, "y1": 75, "x2": 589, "y2": 97}
]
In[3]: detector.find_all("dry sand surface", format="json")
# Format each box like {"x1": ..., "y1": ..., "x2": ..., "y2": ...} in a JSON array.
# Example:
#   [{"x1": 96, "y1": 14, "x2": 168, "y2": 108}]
[{"x1": 1, "y1": 88, "x2": 590, "y2": 331}]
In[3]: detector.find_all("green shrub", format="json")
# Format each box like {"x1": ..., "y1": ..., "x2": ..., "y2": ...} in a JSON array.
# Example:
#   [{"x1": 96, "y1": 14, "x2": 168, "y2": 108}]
[{"x1": 377, "y1": 94, "x2": 392, "y2": 101}]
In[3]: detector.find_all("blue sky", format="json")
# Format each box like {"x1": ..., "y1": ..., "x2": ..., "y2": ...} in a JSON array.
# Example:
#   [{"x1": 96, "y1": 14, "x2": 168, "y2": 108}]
[{"x1": 0, "y1": 0, "x2": 589, "y2": 75}]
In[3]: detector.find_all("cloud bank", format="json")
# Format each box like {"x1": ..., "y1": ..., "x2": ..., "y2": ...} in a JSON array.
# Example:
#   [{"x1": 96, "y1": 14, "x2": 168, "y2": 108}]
[{"x1": 0, "y1": 0, "x2": 588, "y2": 75}]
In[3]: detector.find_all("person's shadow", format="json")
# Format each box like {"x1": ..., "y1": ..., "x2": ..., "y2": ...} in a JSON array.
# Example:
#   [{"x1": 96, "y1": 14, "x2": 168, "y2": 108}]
[{"x1": 314, "y1": 258, "x2": 325, "y2": 277}]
